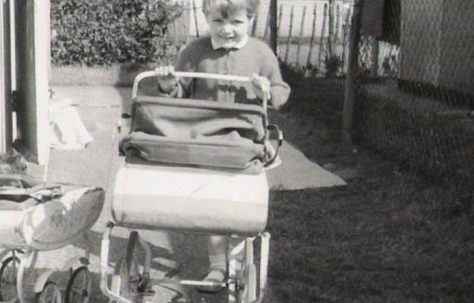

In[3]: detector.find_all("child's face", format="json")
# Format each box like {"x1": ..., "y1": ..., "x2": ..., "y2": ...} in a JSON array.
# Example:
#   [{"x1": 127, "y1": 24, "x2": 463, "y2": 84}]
[{"x1": 206, "y1": 7, "x2": 253, "y2": 48}]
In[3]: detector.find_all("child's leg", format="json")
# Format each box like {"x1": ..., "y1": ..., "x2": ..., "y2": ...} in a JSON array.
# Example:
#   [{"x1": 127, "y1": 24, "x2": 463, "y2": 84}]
[
  {"x1": 199, "y1": 235, "x2": 227, "y2": 293},
  {"x1": 200, "y1": 235, "x2": 247, "y2": 293},
  {"x1": 207, "y1": 235, "x2": 227, "y2": 274}
]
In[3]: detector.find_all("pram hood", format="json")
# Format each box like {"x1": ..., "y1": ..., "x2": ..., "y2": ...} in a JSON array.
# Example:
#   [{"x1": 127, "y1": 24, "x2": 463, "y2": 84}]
[
  {"x1": 0, "y1": 179, "x2": 104, "y2": 250},
  {"x1": 120, "y1": 96, "x2": 269, "y2": 171}
]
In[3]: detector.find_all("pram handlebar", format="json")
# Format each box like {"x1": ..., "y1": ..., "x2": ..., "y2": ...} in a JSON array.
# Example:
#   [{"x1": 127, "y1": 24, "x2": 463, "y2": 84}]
[{"x1": 131, "y1": 70, "x2": 268, "y2": 112}]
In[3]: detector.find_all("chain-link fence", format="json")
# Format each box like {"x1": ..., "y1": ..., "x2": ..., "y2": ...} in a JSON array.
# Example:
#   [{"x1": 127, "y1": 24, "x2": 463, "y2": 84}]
[{"x1": 353, "y1": 0, "x2": 473, "y2": 197}]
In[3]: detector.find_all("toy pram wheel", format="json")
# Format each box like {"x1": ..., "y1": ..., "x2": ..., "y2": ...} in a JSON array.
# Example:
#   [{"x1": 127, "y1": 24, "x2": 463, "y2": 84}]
[
  {"x1": 36, "y1": 282, "x2": 62, "y2": 303},
  {"x1": 65, "y1": 266, "x2": 91, "y2": 303},
  {"x1": 0, "y1": 255, "x2": 20, "y2": 302}
]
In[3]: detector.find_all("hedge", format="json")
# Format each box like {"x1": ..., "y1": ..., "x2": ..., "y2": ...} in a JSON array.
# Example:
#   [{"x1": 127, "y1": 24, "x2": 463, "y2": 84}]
[{"x1": 51, "y1": 0, "x2": 184, "y2": 66}]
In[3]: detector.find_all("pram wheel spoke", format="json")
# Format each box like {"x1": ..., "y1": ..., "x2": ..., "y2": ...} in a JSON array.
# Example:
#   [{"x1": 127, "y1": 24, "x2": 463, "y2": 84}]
[
  {"x1": 36, "y1": 281, "x2": 62, "y2": 303},
  {"x1": 0, "y1": 255, "x2": 20, "y2": 302},
  {"x1": 65, "y1": 266, "x2": 91, "y2": 303}
]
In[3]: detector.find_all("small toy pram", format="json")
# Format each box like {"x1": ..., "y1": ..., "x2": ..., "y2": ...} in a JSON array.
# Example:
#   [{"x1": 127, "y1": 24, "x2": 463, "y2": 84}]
[
  {"x1": 100, "y1": 71, "x2": 283, "y2": 303},
  {"x1": 0, "y1": 174, "x2": 104, "y2": 303}
]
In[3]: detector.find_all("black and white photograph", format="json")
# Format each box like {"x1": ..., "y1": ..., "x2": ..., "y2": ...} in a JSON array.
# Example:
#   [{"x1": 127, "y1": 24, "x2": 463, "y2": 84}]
[{"x1": 0, "y1": 0, "x2": 472, "y2": 302}]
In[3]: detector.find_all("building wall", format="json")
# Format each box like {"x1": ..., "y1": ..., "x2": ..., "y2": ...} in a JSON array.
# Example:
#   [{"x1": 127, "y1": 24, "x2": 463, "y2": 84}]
[{"x1": 400, "y1": 0, "x2": 473, "y2": 96}]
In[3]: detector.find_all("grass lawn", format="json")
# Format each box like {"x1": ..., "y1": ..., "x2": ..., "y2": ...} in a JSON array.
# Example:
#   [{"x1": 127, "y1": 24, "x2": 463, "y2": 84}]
[{"x1": 264, "y1": 67, "x2": 474, "y2": 302}]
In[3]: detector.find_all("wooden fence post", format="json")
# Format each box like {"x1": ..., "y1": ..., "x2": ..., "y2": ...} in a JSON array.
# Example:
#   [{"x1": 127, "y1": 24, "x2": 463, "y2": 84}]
[
  {"x1": 284, "y1": 5, "x2": 294, "y2": 63},
  {"x1": 342, "y1": 0, "x2": 363, "y2": 146},
  {"x1": 306, "y1": 4, "x2": 317, "y2": 67},
  {"x1": 327, "y1": 0, "x2": 335, "y2": 58},
  {"x1": 263, "y1": 5, "x2": 270, "y2": 41},
  {"x1": 296, "y1": 6, "x2": 306, "y2": 67},
  {"x1": 318, "y1": 3, "x2": 327, "y2": 67},
  {"x1": 335, "y1": 3, "x2": 340, "y2": 44},
  {"x1": 192, "y1": 0, "x2": 199, "y2": 37},
  {"x1": 252, "y1": 10, "x2": 259, "y2": 37},
  {"x1": 277, "y1": 3, "x2": 283, "y2": 34}
]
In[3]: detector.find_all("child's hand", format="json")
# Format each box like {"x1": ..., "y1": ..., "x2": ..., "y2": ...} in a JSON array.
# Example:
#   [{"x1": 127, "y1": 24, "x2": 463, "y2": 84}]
[
  {"x1": 251, "y1": 74, "x2": 271, "y2": 102},
  {"x1": 155, "y1": 65, "x2": 178, "y2": 93}
]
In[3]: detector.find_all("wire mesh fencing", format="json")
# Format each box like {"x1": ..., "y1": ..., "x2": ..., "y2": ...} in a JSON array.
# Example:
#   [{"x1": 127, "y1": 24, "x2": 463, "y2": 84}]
[{"x1": 353, "y1": 0, "x2": 474, "y2": 198}]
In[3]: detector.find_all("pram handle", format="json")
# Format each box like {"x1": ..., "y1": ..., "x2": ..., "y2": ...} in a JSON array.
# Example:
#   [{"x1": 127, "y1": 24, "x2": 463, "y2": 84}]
[{"x1": 132, "y1": 70, "x2": 268, "y2": 112}]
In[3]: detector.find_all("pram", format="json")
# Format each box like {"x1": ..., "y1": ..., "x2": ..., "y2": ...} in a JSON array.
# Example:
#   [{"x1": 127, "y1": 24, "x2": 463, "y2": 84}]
[
  {"x1": 100, "y1": 71, "x2": 283, "y2": 303},
  {"x1": 0, "y1": 174, "x2": 104, "y2": 303}
]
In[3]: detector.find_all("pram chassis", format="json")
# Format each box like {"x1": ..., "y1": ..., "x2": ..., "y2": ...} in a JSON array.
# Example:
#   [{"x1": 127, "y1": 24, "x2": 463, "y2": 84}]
[
  {"x1": 100, "y1": 223, "x2": 271, "y2": 303},
  {"x1": 0, "y1": 236, "x2": 92, "y2": 303},
  {"x1": 100, "y1": 71, "x2": 280, "y2": 303}
]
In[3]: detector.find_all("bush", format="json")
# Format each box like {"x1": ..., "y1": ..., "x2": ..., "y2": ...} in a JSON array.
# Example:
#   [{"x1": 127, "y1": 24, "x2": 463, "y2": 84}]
[{"x1": 51, "y1": 0, "x2": 183, "y2": 66}]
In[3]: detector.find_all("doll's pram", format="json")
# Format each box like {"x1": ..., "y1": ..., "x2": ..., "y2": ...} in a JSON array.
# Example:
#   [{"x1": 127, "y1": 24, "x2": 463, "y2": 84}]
[
  {"x1": 0, "y1": 174, "x2": 104, "y2": 303},
  {"x1": 99, "y1": 71, "x2": 283, "y2": 303}
]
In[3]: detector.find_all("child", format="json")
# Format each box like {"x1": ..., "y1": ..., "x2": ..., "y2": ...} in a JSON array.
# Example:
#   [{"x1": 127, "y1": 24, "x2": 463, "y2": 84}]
[{"x1": 155, "y1": 0, "x2": 290, "y2": 293}]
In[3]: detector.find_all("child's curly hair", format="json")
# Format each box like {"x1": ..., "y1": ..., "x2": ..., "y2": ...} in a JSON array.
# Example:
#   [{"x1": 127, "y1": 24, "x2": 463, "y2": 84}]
[{"x1": 202, "y1": 0, "x2": 260, "y2": 19}]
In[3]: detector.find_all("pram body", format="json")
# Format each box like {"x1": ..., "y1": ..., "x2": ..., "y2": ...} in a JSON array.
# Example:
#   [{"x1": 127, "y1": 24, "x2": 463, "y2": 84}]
[
  {"x1": 0, "y1": 175, "x2": 105, "y2": 303},
  {"x1": 100, "y1": 71, "x2": 282, "y2": 303},
  {"x1": 112, "y1": 158, "x2": 268, "y2": 235}
]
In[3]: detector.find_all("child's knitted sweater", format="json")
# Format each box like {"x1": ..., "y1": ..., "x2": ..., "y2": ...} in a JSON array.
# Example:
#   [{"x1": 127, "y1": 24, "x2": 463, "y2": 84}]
[{"x1": 170, "y1": 36, "x2": 291, "y2": 109}]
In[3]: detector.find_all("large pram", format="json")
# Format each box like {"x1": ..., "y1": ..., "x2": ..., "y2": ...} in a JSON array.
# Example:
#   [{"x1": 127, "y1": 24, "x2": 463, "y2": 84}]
[
  {"x1": 100, "y1": 71, "x2": 283, "y2": 303},
  {"x1": 0, "y1": 174, "x2": 104, "y2": 303}
]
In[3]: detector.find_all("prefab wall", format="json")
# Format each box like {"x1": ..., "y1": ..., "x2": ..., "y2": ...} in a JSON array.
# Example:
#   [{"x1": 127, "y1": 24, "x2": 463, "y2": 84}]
[
  {"x1": 400, "y1": 0, "x2": 473, "y2": 96},
  {"x1": 13, "y1": 0, "x2": 50, "y2": 164}
]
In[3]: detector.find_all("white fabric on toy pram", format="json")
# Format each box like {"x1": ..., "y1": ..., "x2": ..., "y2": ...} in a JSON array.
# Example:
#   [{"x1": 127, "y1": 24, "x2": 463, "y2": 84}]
[
  {"x1": 0, "y1": 185, "x2": 104, "y2": 250},
  {"x1": 112, "y1": 158, "x2": 269, "y2": 235}
]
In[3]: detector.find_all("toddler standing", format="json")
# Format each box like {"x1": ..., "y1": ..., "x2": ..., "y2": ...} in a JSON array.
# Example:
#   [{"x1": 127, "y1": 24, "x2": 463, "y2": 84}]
[{"x1": 155, "y1": 0, "x2": 290, "y2": 293}]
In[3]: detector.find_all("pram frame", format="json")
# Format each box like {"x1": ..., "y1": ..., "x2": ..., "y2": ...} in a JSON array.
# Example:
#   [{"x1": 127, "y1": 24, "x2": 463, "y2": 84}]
[
  {"x1": 0, "y1": 236, "x2": 92, "y2": 303},
  {"x1": 100, "y1": 223, "x2": 271, "y2": 303},
  {"x1": 100, "y1": 71, "x2": 280, "y2": 303}
]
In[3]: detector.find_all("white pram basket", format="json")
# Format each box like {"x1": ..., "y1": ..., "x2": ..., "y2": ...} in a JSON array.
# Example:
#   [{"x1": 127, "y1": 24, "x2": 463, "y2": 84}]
[{"x1": 100, "y1": 71, "x2": 283, "y2": 303}]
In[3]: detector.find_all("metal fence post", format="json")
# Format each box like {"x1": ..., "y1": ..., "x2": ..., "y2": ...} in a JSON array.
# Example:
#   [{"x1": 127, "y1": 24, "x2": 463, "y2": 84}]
[
  {"x1": 342, "y1": 0, "x2": 363, "y2": 146},
  {"x1": 269, "y1": 0, "x2": 278, "y2": 54}
]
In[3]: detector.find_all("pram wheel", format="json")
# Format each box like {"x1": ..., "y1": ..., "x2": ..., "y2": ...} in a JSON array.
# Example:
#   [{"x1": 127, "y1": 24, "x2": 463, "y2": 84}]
[
  {"x1": 236, "y1": 239, "x2": 257, "y2": 303},
  {"x1": 237, "y1": 263, "x2": 257, "y2": 303},
  {"x1": 65, "y1": 266, "x2": 92, "y2": 303},
  {"x1": 36, "y1": 281, "x2": 62, "y2": 303},
  {"x1": 0, "y1": 255, "x2": 20, "y2": 301},
  {"x1": 118, "y1": 231, "x2": 141, "y2": 300}
]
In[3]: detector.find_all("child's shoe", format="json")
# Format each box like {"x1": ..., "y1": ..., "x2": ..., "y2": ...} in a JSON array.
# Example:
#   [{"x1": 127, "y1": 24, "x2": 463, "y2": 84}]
[{"x1": 197, "y1": 267, "x2": 227, "y2": 293}]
